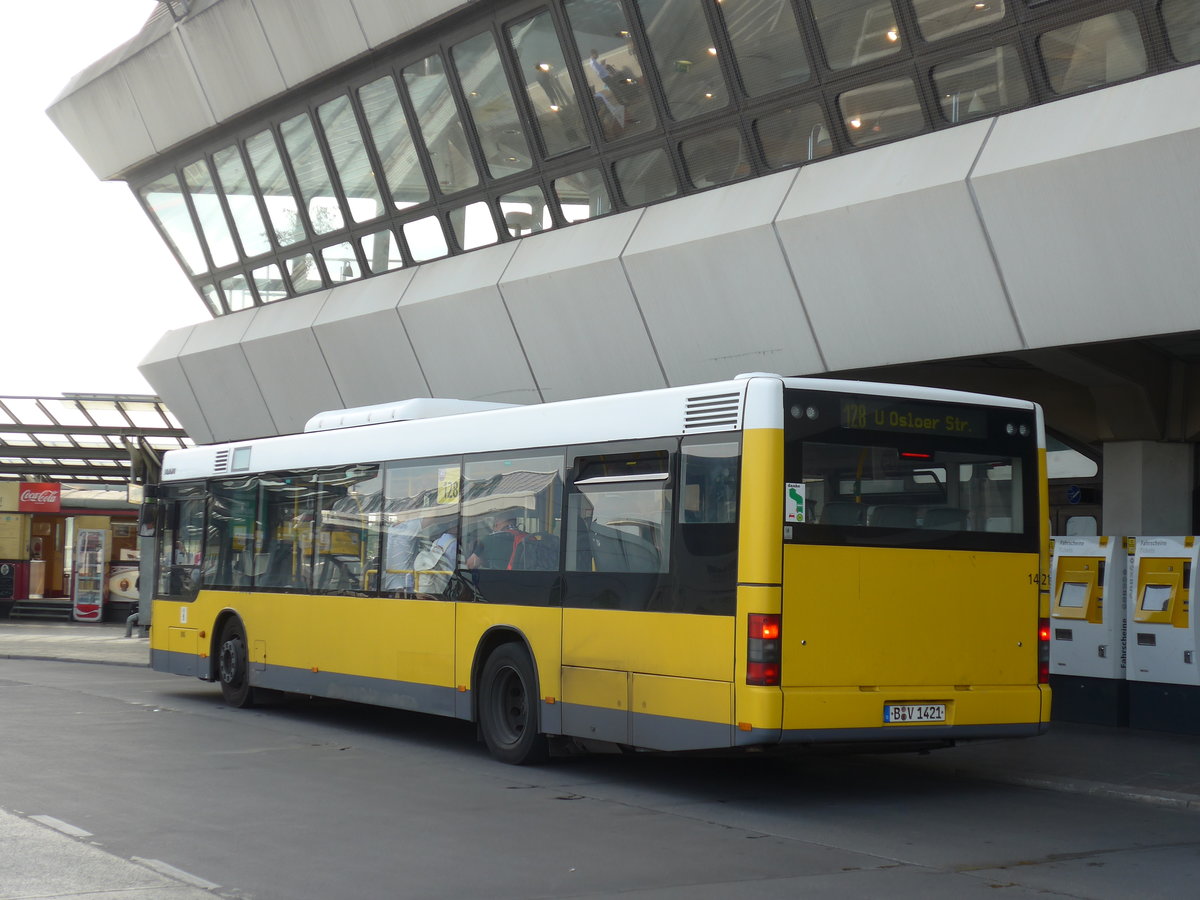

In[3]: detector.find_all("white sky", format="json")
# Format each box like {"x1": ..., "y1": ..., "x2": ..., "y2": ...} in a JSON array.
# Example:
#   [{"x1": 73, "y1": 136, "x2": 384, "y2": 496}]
[{"x1": 0, "y1": 1, "x2": 200, "y2": 399}]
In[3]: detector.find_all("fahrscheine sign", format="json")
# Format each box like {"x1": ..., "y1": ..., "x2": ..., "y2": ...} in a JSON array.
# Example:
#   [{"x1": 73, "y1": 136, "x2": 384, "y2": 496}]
[{"x1": 18, "y1": 483, "x2": 61, "y2": 512}]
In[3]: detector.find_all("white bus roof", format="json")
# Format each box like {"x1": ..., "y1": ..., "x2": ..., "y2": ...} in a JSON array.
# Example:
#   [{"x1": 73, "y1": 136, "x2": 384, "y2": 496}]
[{"x1": 160, "y1": 375, "x2": 1037, "y2": 483}]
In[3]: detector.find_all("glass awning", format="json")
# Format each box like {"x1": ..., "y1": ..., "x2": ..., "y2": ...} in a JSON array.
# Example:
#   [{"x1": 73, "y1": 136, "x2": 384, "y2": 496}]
[{"x1": 0, "y1": 394, "x2": 191, "y2": 485}]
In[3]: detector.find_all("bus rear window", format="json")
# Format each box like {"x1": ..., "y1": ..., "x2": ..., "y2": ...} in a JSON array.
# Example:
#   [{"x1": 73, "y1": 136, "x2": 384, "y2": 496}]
[{"x1": 786, "y1": 442, "x2": 1035, "y2": 552}]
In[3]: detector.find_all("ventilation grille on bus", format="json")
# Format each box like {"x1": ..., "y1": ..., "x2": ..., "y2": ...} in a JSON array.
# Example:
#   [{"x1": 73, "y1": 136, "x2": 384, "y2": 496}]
[
  {"x1": 684, "y1": 391, "x2": 742, "y2": 432},
  {"x1": 213, "y1": 449, "x2": 230, "y2": 474}
]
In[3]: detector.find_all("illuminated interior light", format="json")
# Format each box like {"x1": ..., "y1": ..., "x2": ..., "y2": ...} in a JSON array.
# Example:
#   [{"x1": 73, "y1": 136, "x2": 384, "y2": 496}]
[
  {"x1": 886, "y1": 28, "x2": 899, "y2": 42},
  {"x1": 849, "y1": 116, "x2": 862, "y2": 129},
  {"x1": 537, "y1": 62, "x2": 551, "y2": 72},
  {"x1": 549, "y1": 104, "x2": 561, "y2": 112},
  {"x1": 707, "y1": 47, "x2": 717, "y2": 56}
]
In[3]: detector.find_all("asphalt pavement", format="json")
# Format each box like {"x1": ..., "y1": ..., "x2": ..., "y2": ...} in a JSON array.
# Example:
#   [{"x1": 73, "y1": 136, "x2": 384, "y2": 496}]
[{"x1": 2, "y1": 618, "x2": 1198, "y2": 898}]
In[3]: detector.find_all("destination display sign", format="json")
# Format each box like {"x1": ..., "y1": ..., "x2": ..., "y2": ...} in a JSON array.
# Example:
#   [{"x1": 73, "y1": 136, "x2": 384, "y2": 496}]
[{"x1": 840, "y1": 397, "x2": 987, "y2": 438}]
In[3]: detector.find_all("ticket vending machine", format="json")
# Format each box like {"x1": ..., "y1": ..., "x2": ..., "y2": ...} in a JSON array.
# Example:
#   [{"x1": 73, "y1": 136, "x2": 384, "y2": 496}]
[
  {"x1": 1126, "y1": 536, "x2": 1200, "y2": 734},
  {"x1": 1049, "y1": 536, "x2": 1128, "y2": 725}
]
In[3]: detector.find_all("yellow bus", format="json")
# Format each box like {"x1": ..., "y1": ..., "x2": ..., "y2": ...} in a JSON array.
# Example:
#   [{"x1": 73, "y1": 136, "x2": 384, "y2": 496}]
[{"x1": 147, "y1": 375, "x2": 1050, "y2": 763}]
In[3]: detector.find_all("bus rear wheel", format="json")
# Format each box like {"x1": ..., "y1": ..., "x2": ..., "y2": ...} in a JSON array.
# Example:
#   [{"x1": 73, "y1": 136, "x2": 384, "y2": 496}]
[
  {"x1": 478, "y1": 644, "x2": 548, "y2": 765},
  {"x1": 217, "y1": 618, "x2": 254, "y2": 708}
]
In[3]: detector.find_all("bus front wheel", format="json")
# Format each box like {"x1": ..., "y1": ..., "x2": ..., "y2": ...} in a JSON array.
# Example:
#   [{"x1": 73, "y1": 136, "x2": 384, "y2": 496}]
[
  {"x1": 478, "y1": 644, "x2": 548, "y2": 765},
  {"x1": 217, "y1": 618, "x2": 255, "y2": 708}
]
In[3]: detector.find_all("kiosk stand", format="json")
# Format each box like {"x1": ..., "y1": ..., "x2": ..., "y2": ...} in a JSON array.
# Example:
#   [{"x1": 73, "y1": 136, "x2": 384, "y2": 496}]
[
  {"x1": 1049, "y1": 536, "x2": 1128, "y2": 726},
  {"x1": 1126, "y1": 536, "x2": 1200, "y2": 734}
]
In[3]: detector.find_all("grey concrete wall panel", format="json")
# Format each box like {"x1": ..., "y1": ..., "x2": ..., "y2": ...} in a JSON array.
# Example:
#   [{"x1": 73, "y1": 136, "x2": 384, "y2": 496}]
[
  {"x1": 46, "y1": 70, "x2": 155, "y2": 181},
  {"x1": 499, "y1": 211, "x2": 667, "y2": 403},
  {"x1": 122, "y1": 31, "x2": 216, "y2": 153},
  {"x1": 138, "y1": 326, "x2": 213, "y2": 444},
  {"x1": 177, "y1": 310, "x2": 274, "y2": 442},
  {"x1": 181, "y1": 0, "x2": 286, "y2": 123},
  {"x1": 621, "y1": 171, "x2": 823, "y2": 385},
  {"x1": 776, "y1": 121, "x2": 1022, "y2": 372},
  {"x1": 311, "y1": 268, "x2": 429, "y2": 408},
  {"x1": 971, "y1": 68, "x2": 1200, "y2": 349},
  {"x1": 351, "y1": 0, "x2": 476, "y2": 48},
  {"x1": 400, "y1": 244, "x2": 539, "y2": 404},
  {"x1": 252, "y1": 0, "x2": 370, "y2": 89},
  {"x1": 240, "y1": 291, "x2": 344, "y2": 436}
]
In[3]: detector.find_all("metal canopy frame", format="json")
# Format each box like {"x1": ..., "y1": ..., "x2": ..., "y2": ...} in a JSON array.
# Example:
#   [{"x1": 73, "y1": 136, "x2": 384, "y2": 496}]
[{"x1": 0, "y1": 394, "x2": 190, "y2": 485}]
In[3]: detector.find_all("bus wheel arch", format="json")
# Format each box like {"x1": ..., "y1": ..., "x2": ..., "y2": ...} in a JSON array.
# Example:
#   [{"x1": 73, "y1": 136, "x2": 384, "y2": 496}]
[
  {"x1": 214, "y1": 612, "x2": 255, "y2": 709},
  {"x1": 473, "y1": 630, "x2": 548, "y2": 765}
]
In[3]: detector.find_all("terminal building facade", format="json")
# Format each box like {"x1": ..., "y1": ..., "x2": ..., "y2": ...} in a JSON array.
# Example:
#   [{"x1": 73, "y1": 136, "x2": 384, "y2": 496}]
[{"x1": 50, "y1": 0, "x2": 1200, "y2": 536}]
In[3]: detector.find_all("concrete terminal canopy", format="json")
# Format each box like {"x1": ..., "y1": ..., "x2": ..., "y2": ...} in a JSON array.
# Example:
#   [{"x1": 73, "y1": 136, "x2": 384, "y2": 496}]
[{"x1": 48, "y1": 0, "x2": 1200, "y2": 535}]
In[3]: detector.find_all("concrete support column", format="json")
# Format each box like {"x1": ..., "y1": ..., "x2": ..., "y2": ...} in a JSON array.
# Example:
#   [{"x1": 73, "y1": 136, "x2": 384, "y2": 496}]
[{"x1": 1101, "y1": 441, "x2": 1194, "y2": 536}]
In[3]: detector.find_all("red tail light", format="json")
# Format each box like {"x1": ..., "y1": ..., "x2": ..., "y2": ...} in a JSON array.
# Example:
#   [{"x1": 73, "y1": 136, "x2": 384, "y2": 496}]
[
  {"x1": 1038, "y1": 617, "x2": 1050, "y2": 684},
  {"x1": 747, "y1": 613, "x2": 781, "y2": 686}
]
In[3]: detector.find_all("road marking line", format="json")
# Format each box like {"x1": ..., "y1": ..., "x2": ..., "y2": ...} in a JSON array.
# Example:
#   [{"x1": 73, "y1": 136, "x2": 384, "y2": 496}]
[
  {"x1": 133, "y1": 857, "x2": 221, "y2": 890},
  {"x1": 29, "y1": 815, "x2": 92, "y2": 838}
]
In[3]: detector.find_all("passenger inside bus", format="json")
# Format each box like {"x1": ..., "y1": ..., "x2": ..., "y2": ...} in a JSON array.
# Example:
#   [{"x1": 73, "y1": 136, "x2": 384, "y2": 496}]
[{"x1": 466, "y1": 510, "x2": 528, "y2": 570}]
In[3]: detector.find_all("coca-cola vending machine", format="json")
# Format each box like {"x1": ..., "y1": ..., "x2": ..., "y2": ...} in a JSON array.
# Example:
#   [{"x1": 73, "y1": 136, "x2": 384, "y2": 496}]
[{"x1": 72, "y1": 529, "x2": 109, "y2": 622}]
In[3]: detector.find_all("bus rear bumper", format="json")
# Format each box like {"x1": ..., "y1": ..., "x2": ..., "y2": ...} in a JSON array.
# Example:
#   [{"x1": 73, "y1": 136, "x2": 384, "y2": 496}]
[{"x1": 735, "y1": 720, "x2": 1047, "y2": 749}]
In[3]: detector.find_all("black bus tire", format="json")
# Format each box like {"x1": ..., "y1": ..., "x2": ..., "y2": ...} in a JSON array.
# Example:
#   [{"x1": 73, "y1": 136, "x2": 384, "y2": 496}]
[
  {"x1": 217, "y1": 618, "x2": 255, "y2": 708},
  {"x1": 478, "y1": 643, "x2": 549, "y2": 765}
]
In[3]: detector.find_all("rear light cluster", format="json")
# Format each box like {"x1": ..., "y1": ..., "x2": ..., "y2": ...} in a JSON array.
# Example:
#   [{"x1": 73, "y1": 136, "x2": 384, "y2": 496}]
[
  {"x1": 747, "y1": 613, "x2": 781, "y2": 686},
  {"x1": 1038, "y1": 617, "x2": 1051, "y2": 684}
]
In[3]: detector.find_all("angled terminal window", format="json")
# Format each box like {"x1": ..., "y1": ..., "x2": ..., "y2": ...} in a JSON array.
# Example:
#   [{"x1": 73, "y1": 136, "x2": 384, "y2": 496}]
[
  {"x1": 213, "y1": 146, "x2": 271, "y2": 257},
  {"x1": 564, "y1": 0, "x2": 658, "y2": 141},
  {"x1": 322, "y1": 241, "x2": 359, "y2": 282},
  {"x1": 140, "y1": 173, "x2": 207, "y2": 275},
  {"x1": 182, "y1": 159, "x2": 237, "y2": 268},
  {"x1": 317, "y1": 94, "x2": 385, "y2": 225},
  {"x1": 912, "y1": 0, "x2": 1005, "y2": 43},
  {"x1": 839, "y1": 76, "x2": 925, "y2": 148},
  {"x1": 220, "y1": 274, "x2": 255, "y2": 311},
  {"x1": 755, "y1": 103, "x2": 833, "y2": 168},
  {"x1": 554, "y1": 168, "x2": 612, "y2": 223},
  {"x1": 500, "y1": 185, "x2": 553, "y2": 237},
  {"x1": 280, "y1": 112, "x2": 344, "y2": 235},
  {"x1": 449, "y1": 201, "x2": 499, "y2": 251},
  {"x1": 614, "y1": 147, "x2": 677, "y2": 206},
  {"x1": 933, "y1": 45, "x2": 1029, "y2": 123},
  {"x1": 1039, "y1": 11, "x2": 1147, "y2": 96},
  {"x1": 452, "y1": 30, "x2": 534, "y2": 179},
  {"x1": 1163, "y1": 0, "x2": 1200, "y2": 63},
  {"x1": 681, "y1": 125, "x2": 749, "y2": 188},
  {"x1": 403, "y1": 53, "x2": 482, "y2": 195},
  {"x1": 716, "y1": 0, "x2": 811, "y2": 98},
  {"x1": 253, "y1": 263, "x2": 287, "y2": 303},
  {"x1": 245, "y1": 129, "x2": 306, "y2": 248},
  {"x1": 811, "y1": 0, "x2": 903, "y2": 71},
  {"x1": 404, "y1": 214, "x2": 449, "y2": 262},
  {"x1": 360, "y1": 229, "x2": 404, "y2": 274},
  {"x1": 358, "y1": 75, "x2": 431, "y2": 211},
  {"x1": 637, "y1": 0, "x2": 729, "y2": 121},
  {"x1": 286, "y1": 252, "x2": 324, "y2": 294},
  {"x1": 506, "y1": 10, "x2": 589, "y2": 157}
]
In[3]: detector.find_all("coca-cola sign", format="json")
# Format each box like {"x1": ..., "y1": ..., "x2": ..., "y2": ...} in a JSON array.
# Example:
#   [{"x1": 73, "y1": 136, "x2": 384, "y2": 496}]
[{"x1": 18, "y1": 483, "x2": 61, "y2": 512}]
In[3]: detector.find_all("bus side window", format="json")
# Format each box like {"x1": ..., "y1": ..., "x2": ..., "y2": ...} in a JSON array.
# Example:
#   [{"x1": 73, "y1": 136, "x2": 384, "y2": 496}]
[
  {"x1": 566, "y1": 448, "x2": 672, "y2": 576},
  {"x1": 676, "y1": 439, "x2": 738, "y2": 614},
  {"x1": 259, "y1": 477, "x2": 318, "y2": 590},
  {"x1": 462, "y1": 452, "x2": 563, "y2": 573},
  {"x1": 158, "y1": 487, "x2": 205, "y2": 599}
]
